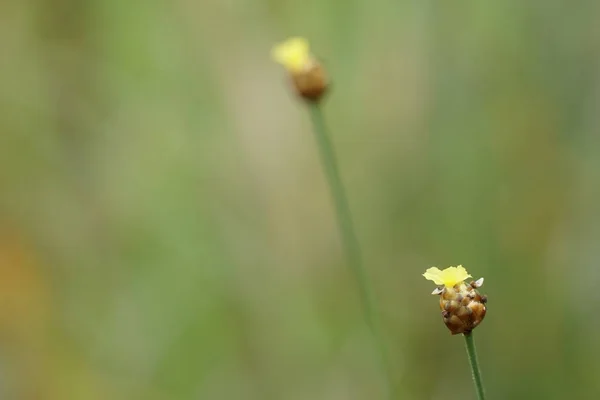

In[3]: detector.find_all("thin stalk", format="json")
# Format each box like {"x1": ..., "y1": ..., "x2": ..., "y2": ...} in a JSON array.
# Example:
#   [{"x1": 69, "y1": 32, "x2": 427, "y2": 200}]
[
  {"x1": 307, "y1": 103, "x2": 394, "y2": 398},
  {"x1": 464, "y1": 332, "x2": 486, "y2": 400}
]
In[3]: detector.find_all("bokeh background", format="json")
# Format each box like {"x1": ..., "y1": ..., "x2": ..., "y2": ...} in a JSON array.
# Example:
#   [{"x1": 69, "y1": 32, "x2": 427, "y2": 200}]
[{"x1": 2, "y1": 0, "x2": 600, "y2": 399}]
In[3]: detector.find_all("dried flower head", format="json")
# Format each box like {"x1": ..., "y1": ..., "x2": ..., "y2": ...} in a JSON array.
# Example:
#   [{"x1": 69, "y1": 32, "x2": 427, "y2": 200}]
[
  {"x1": 271, "y1": 37, "x2": 328, "y2": 102},
  {"x1": 423, "y1": 265, "x2": 487, "y2": 335}
]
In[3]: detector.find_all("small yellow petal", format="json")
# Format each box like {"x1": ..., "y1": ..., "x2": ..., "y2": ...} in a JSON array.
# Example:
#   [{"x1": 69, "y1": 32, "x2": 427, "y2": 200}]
[
  {"x1": 271, "y1": 37, "x2": 311, "y2": 73},
  {"x1": 452, "y1": 265, "x2": 472, "y2": 282},
  {"x1": 422, "y1": 267, "x2": 445, "y2": 285},
  {"x1": 423, "y1": 265, "x2": 472, "y2": 288}
]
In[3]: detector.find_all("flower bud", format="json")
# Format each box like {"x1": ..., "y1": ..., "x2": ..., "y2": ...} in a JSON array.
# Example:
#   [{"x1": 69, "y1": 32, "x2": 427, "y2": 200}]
[
  {"x1": 423, "y1": 266, "x2": 487, "y2": 335},
  {"x1": 289, "y1": 61, "x2": 328, "y2": 101},
  {"x1": 438, "y1": 281, "x2": 487, "y2": 335},
  {"x1": 271, "y1": 37, "x2": 329, "y2": 102}
]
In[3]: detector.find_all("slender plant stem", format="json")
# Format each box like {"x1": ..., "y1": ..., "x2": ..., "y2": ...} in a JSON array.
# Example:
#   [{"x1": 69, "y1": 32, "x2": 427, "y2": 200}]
[
  {"x1": 464, "y1": 332, "x2": 486, "y2": 400},
  {"x1": 307, "y1": 103, "x2": 395, "y2": 398}
]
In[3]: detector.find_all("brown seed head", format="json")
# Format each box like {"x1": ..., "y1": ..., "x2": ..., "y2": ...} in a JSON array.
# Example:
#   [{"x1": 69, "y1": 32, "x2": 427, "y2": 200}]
[
  {"x1": 436, "y1": 280, "x2": 487, "y2": 335},
  {"x1": 289, "y1": 61, "x2": 328, "y2": 102},
  {"x1": 272, "y1": 38, "x2": 329, "y2": 102}
]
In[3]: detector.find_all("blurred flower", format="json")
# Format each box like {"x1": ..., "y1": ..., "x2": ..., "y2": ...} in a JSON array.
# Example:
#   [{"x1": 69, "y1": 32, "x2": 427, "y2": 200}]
[
  {"x1": 423, "y1": 265, "x2": 472, "y2": 288},
  {"x1": 271, "y1": 37, "x2": 312, "y2": 74},
  {"x1": 424, "y1": 266, "x2": 487, "y2": 335},
  {"x1": 271, "y1": 37, "x2": 328, "y2": 102}
]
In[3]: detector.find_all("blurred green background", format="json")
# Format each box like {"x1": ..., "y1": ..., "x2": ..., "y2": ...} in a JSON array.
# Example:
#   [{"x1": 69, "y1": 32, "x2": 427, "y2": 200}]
[{"x1": 2, "y1": 0, "x2": 600, "y2": 399}]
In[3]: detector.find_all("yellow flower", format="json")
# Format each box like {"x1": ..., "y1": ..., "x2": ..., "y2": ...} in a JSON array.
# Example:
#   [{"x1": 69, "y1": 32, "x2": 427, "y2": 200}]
[
  {"x1": 271, "y1": 37, "x2": 314, "y2": 74},
  {"x1": 423, "y1": 265, "x2": 472, "y2": 288},
  {"x1": 423, "y1": 265, "x2": 486, "y2": 335},
  {"x1": 270, "y1": 37, "x2": 328, "y2": 102}
]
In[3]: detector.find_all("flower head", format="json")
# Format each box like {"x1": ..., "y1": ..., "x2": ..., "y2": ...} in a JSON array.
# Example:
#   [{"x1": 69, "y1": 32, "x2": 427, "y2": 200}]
[
  {"x1": 423, "y1": 265, "x2": 487, "y2": 335},
  {"x1": 423, "y1": 265, "x2": 472, "y2": 288},
  {"x1": 271, "y1": 37, "x2": 313, "y2": 74},
  {"x1": 271, "y1": 37, "x2": 328, "y2": 102}
]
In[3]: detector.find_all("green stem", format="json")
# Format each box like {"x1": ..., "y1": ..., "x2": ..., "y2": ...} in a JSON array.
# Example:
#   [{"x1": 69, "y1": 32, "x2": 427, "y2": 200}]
[
  {"x1": 464, "y1": 332, "x2": 486, "y2": 400},
  {"x1": 307, "y1": 103, "x2": 395, "y2": 398}
]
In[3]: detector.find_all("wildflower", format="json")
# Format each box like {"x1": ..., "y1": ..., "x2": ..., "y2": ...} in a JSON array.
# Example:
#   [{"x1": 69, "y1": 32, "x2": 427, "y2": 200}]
[
  {"x1": 423, "y1": 265, "x2": 472, "y2": 288},
  {"x1": 271, "y1": 37, "x2": 328, "y2": 101},
  {"x1": 423, "y1": 265, "x2": 487, "y2": 335},
  {"x1": 271, "y1": 37, "x2": 312, "y2": 73}
]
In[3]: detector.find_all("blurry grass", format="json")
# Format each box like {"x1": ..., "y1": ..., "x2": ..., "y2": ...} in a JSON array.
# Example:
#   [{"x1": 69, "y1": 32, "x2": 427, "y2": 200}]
[{"x1": 308, "y1": 102, "x2": 395, "y2": 397}]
